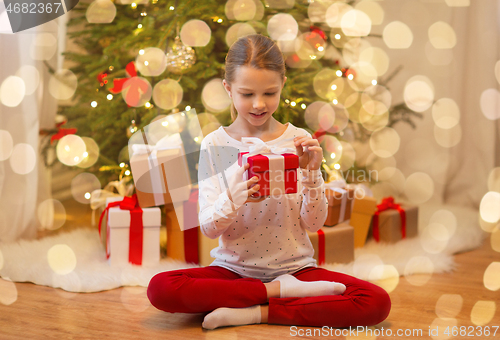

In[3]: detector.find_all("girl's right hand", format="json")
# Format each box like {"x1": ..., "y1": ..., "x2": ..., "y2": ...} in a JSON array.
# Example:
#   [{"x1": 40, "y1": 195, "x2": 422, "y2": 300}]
[{"x1": 226, "y1": 163, "x2": 266, "y2": 206}]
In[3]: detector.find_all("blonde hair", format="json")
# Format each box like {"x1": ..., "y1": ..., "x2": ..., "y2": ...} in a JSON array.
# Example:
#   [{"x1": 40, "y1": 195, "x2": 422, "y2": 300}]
[{"x1": 224, "y1": 34, "x2": 286, "y2": 122}]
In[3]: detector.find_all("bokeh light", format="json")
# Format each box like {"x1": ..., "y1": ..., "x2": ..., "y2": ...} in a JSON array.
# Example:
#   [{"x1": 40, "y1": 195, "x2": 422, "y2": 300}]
[
  {"x1": 135, "y1": 47, "x2": 167, "y2": 77},
  {"x1": 296, "y1": 31, "x2": 326, "y2": 61},
  {"x1": 470, "y1": 301, "x2": 496, "y2": 326},
  {"x1": 365, "y1": 153, "x2": 396, "y2": 173},
  {"x1": 359, "y1": 47, "x2": 389, "y2": 77},
  {"x1": 152, "y1": 79, "x2": 183, "y2": 110},
  {"x1": 9, "y1": 143, "x2": 36, "y2": 175},
  {"x1": 304, "y1": 101, "x2": 336, "y2": 132},
  {"x1": 355, "y1": 0, "x2": 384, "y2": 25},
  {"x1": 267, "y1": 13, "x2": 298, "y2": 41},
  {"x1": 401, "y1": 1, "x2": 430, "y2": 27},
  {"x1": 342, "y1": 37, "x2": 371, "y2": 66},
  {"x1": 0, "y1": 130, "x2": 13, "y2": 161},
  {"x1": 428, "y1": 21, "x2": 457, "y2": 49},
  {"x1": 15, "y1": 65, "x2": 40, "y2": 96},
  {"x1": 76, "y1": 137, "x2": 100, "y2": 169},
  {"x1": 369, "y1": 127, "x2": 400, "y2": 158},
  {"x1": 325, "y1": 2, "x2": 353, "y2": 28},
  {"x1": 404, "y1": 76, "x2": 434, "y2": 112},
  {"x1": 0, "y1": 76, "x2": 25, "y2": 107},
  {"x1": 383, "y1": 21, "x2": 413, "y2": 49},
  {"x1": 308, "y1": 0, "x2": 333, "y2": 23},
  {"x1": 195, "y1": 112, "x2": 221, "y2": 136},
  {"x1": 404, "y1": 256, "x2": 434, "y2": 286},
  {"x1": 266, "y1": 0, "x2": 294, "y2": 9},
  {"x1": 30, "y1": 33, "x2": 57, "y2": 61},
  {"x1": 421, "y1": 222, "x2": 450, "y2": 254},
  {"x1": 37, "y1": 199, "x2": 67, "y2": 230},
  {"x1": 368, "y1": 264, "x2": 399, "y2": 293},
  {"x1": 435, "y1": 294, "x2": 463, "y2": 318},
  {"x1": 483, "y1": 262, "x2": 500, "y2": 291},
  {"x1": 86, "y1": 0, "x2": 116, "y2": 24},
  {"x1": 180, "y1": 19, "x2": 211, "y2": 47},
  {"x1": 313, "y1": 68, "x2": 339, "y2": 101},
  {"x1": 430, "y1": 317, "x2": 457, "y2": 340},
  {"x1": 432, "y1": 98, "x2": 460, "y2": 129},
  {"x1": 491, "y1": 226, "x2": 500, "y2": 252},
  {"x1": 202, "y1": 78, "x2": 231, "y2": 113},
  {"x1": 341, "y1": 9, "x2": 372, "y2": 37},
  {"x1": 377, "y1": 167, "x2": 405, "y2": 194},
  {"x1": 488, "y1": 167, "x2": 500, "y2": 192},
  {"x1": 71, "y1": 173, "x2": 102, "y2": 204},
  {"x1": 49, "y1": 69, "x2": 78, "y2": 101},
  {"x1": 230, "y1": 0, "x2": 260, "y2": 21},
  {"x1": 339, "y1": 141, "x2": 355, "y2": 171},
  {"x1": 429, "y1": 210, "x2": 457, "y2": 239},
  {"x1": 353, "y1": 254, "x2": 383, "y2": 279},
  {"x1": 480, "y1": 88, "x2": 500, "y2": 120},
  {"x1": 0, "y1": 279, "x2": 17, "y2": 305},
  {"x1": 434, "y1": 125, "x2": 462, "y2": 148},
  {"x1": 425, "y1": 42, "x2": 454, "y2": 66},
  {"x1": 47, "y1": 244, "x2": 77, "y2": 275},
  {"x1": 480, "y1": 191, "x2": 500, "y2": 223},
  {"x1": 56, "y1": 135, "x2": 87, "y2": 166},
  {"x1": 120, "y1": 286, "x2": 150, "y2": 313},
  {"x1": 226, "y1": 23, "x2": 256, "y2": 47},
  {"x1": 404, "y1": 172, "x2": 435, "y2": 204},
  {"x1": 122, "y1": 77, "x2": 152, "y2": 107},
  {"x1": 319, "y1": 134, "x2": 343, "y2": 164}
]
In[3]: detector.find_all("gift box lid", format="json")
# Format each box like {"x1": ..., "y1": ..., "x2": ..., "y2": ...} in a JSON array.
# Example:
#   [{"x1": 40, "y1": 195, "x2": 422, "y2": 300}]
[
  {"x1": 237, "y1": 152, "x2": 299, "y2": 171},
  {"x1": 105, "y1": 197, "x2": 161, "y2": 228},
  {"x1": 325, "y1": 188, "x2": 355, "y2": 206}
]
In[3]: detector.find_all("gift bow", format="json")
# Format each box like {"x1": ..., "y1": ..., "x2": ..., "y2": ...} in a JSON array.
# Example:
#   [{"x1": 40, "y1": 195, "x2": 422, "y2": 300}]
[
  {"x1": 241, "y1": 137, "x2": 296, "y2": 156},
  {"x1": 50, "y1": 121, "x2": 77, "y2": 145},
  {"x1": 98, "y1": 194, "x2": 144, "y2": 265},
  {"x1": 90, "y1": 178, "x2": 134, "y2": 225},
  {"x1": 372, "y1": 196, "x2": 406, "y2": 242}
]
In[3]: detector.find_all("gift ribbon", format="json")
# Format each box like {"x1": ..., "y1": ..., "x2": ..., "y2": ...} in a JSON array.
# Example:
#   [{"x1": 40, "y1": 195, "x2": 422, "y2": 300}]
[
  {"x1": 90, "y1": 178, "x2": 134, "y2": 226},
  {"x1": 372, "y1": 196, "x2": 406, "y2": 242},
  {"x1": 317, "y1": 229, "x2": 325, "y2": 265},
  {"x1": 241, "y1": 137, "x2": 296, "y2": 196},
  {"x1": 98, "y1": 194, "x2": 144, "y2": 265},
  {"x1": 182, "y1": 188, "x2": 200, "y2": 264}
]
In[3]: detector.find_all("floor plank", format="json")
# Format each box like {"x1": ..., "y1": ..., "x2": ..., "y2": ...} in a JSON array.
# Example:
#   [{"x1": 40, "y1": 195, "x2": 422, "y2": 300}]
[{"x1": 1, "y1": 199, "x2": 499, "y2": 339}]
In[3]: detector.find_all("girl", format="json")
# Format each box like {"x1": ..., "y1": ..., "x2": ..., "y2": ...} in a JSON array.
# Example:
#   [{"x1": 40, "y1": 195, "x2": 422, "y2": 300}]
[{"x1": 147, "y1": 34, "x2": 391, "y2": 330}]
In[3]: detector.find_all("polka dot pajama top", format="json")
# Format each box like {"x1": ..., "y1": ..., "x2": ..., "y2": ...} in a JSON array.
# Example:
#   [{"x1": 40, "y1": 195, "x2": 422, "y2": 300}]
[{"x1": 197, "y1": 123, "x2": 328, "y2": 282}]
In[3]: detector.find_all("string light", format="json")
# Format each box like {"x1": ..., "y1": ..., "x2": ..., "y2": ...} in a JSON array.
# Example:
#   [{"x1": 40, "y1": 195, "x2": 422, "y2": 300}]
[
  {"x1": 291, "y1": 101, "x2": 296, "y2": 106},
  {"x1": 138, "y1": 24, "x2": 142, "y2": 29},
  {"x1": 301, "y1": 103, "x2": 306, "y2": 109},
  {"x1": 334, "y1": 164, "x2": 340, "y2": 170},
  {"x1": 107, "y1": 94, "x2": 113, "y2": 100},
  {"x1": 131, "y1": 3, "x2": 137, "y2": 8},
  {"x1": 330, "y1": 153, "x2": 336, "y2": 159},
  {"x1": 217, "y1": 18, "x2": 223, "y2": 23},
  {"x1": 285, "y1": 99, "x2": 290, "y2": 104},
  {"x1": 333, "y1": 99, "x2": 338, "y2": 104},
  {"x1": 91, "y1": 101, "x2": 97, "y2": 107},
  {"x1": 348, "y1": 74, "x2": 354, "y2": 80},
  {"x1": 125, "y1": 170, "x2": 131, "y2": 176},
  {"x1": 169, "y1": 6, "x2": 174, "y2": 10},
  {"x1": 335, "y1": 34, "x2": 341, "y2": 40},
  {"x1": 185, "y1": 105, "x2": 191, "y2": 111},
  {"x1": 331, "y1": 84, "x2": 337, "y2": 90},
  {"x1": 372, "y1": 80, "x2": 377, "y2": 85},
  {"x1": 120, "y1": 163, "x2": 125, "y2": 168},
  {"x1": 336, "y1": 70, "x2": 342, "y2": 77},
  {"x1": 145, "y1": 102, "x2": 151, "y2": 108},
  {"x1": 84, "y1": 192, "x2": 91, "y2": 199},
  {"x1": 139, "y1": 49, "x2": 144, "y2": 55}
]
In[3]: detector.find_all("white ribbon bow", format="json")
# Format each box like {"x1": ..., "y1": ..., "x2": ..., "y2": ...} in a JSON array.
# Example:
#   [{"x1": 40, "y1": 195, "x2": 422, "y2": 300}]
[
  {"x1": 90, "y1": 177, "x2": 135, "y2": 225},
  {"x1": 241, "y1": 137, "x2": 296, "y2": 156}
]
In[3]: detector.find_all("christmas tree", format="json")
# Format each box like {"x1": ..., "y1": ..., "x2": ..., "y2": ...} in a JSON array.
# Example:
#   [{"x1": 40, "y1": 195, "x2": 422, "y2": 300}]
[{"x1": 57, "y1": 0, "x2": 421, "y2": 187}]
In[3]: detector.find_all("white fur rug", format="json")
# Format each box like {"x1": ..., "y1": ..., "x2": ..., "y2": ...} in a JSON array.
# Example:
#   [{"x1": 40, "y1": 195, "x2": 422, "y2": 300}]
[{"x1": 0, "y1": 204, "x2": 486, "y2": 293}]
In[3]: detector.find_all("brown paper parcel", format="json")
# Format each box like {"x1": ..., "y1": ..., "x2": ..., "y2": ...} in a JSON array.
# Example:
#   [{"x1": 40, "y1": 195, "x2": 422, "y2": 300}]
[
  {"x1": 350, "y1": 196, "x2": 377, "y2": 248},
  {"x1": 370, "y1": 205, "x2": 418, "y2": 243},
  {"x1": 307, "y1": 223, "x2": 355, "y2": 265},
  {"x1": 130, "y1": 147, "x2": 191, "y2": 208},
  {"x1": 324, "y1": 188, "x2": 355, "y2": 226}
]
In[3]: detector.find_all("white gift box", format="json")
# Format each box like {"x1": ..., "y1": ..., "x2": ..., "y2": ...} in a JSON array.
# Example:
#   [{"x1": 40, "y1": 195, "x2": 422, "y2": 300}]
[{"x1": 105, "y1": 197, "x2": 161, "y2": 266}]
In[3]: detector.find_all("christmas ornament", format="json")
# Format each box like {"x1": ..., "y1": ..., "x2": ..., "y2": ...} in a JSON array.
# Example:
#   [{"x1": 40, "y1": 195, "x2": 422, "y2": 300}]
[
  {"x1": 166, "y1": 36, "x2": 196, "y2": 74},
  {"x1": 97, "y1": 70, "x2": 109, "y2": 87},
  {"x1": 127, "y1": 120, "x2": 138, "y2": 138},
  {"x1": 109, "y1": 62, "x2": 152, "y2": 107}
]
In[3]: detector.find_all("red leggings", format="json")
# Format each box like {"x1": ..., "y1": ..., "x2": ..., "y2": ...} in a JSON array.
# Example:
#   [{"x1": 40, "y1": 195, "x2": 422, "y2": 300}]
[{"x1": 147, "y1": 265, "x2": 391, "y2": 328}]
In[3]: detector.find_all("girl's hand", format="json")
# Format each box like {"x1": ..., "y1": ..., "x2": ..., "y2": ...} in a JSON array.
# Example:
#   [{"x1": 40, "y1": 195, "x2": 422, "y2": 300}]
[
  {"x1": 226, "y1": 163, "x2": 266, "y2": 206},
  {"x1": 294, "y1": 136, "x2": 323, "y2": 171}
]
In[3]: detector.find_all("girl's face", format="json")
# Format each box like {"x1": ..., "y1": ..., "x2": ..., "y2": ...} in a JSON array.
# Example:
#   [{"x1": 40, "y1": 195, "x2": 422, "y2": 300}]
[{"x1": 223, "y1": 66, "x2": 285, "y2": 127}]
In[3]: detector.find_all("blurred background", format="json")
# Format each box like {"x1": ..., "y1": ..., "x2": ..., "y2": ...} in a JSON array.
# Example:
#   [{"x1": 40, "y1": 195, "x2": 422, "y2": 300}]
[{"x1": 0, "y1": 0, "x2": 499, "y2": 243}]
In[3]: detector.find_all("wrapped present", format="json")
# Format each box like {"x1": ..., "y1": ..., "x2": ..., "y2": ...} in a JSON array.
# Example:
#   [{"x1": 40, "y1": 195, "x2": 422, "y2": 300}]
[
  {"x1": 98, "y1": 195, "x2": 161, "y2": 266},
  {"x1": 350, "y1": 195, "x2": 377, "y2": 248},
  {"x1": 237, "y1": 137, "x2": 299, "y2": 197},
  {"x1": 128, "y1": 109, "x2": 202, "y2": 208},
  {"x1": 324, "y1": 181, "x2": 355, "y2": 226},
  {"x1": 371, "y1": 197, "x2": 418, "y2": 243},
  {"x1": 165, "y1": 188, "x2": 218, "y2": 265},
  {"x1": 307, "y1": 223, "x2": 355, "y2": 265}
]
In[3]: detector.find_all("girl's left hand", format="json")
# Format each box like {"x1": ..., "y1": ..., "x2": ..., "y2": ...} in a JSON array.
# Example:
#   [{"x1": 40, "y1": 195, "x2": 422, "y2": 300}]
[{"x1": 294, "y1": 136, "x2": 323, "y2": 171}]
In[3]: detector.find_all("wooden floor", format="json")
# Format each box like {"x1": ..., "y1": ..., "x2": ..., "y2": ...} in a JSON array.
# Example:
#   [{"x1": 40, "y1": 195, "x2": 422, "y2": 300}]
[{"x1": 0, "y1": 199, "x2": 499, "y2": 340}]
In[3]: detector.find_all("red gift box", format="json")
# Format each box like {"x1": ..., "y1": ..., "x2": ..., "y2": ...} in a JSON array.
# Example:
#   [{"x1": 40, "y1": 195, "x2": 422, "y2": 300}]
[{"x1": 237, "y1": 152, "x2": 299, "y2": 196}]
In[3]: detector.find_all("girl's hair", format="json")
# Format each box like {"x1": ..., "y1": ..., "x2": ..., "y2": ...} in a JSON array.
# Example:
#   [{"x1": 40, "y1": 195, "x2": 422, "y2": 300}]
[{"x1": 224, "y1": 34, "x2": 286, "y2": 122}]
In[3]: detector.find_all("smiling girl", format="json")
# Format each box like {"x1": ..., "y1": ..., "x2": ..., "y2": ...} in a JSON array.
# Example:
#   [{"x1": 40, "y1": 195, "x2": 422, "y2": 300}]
[{"x1": 147, "y1": 34, "x2": 391, "y2": 330}]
